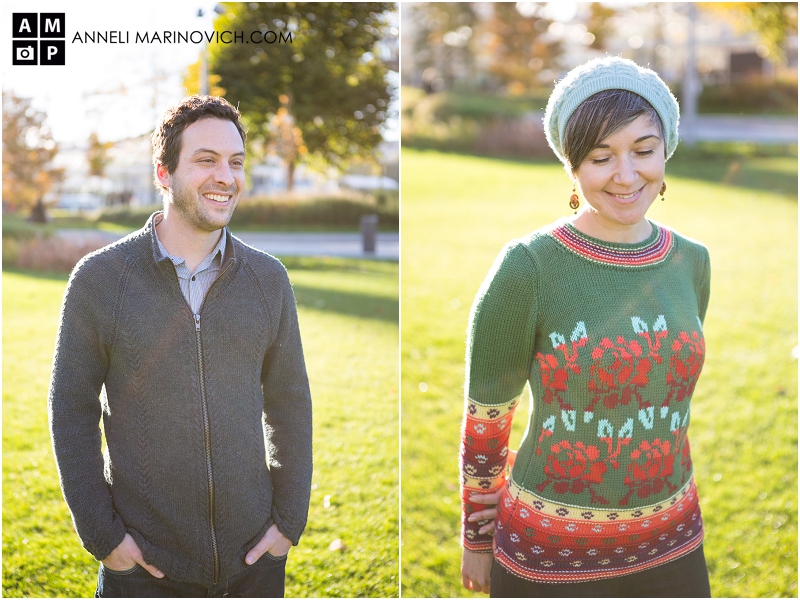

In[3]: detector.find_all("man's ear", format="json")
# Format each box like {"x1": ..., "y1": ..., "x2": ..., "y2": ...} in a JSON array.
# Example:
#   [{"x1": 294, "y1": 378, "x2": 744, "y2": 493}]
[{"x1": 155, "y1": 163, "x2": 171, "y2": 189}]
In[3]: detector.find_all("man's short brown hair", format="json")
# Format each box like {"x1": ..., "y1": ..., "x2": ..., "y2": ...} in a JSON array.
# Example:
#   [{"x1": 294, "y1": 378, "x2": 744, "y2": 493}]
[{"x1": 151, "y1": 95, "x2": 247, "y2": 192}]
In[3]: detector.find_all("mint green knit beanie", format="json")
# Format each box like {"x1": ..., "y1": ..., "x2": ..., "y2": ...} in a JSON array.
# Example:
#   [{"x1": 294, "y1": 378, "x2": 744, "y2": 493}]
[{"x1": 544, "y1": 56, "x2": 680, "y2": 168}]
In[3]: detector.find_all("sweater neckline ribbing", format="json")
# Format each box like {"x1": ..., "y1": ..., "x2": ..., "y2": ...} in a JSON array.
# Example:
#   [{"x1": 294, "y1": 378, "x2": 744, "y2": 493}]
[{"x1": 550, "y1": 219, "x2": 674, "y2": 267}]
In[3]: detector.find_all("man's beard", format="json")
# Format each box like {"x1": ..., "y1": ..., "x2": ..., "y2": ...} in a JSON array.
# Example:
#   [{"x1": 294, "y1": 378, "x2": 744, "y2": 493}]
[{"x1": 169, "y1": 180, "x2": 238, "y2": 233}]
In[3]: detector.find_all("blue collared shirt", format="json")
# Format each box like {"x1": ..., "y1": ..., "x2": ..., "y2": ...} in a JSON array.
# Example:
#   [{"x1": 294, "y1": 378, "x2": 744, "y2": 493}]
[{"x1": 153, "y1": 214, "x2": 227, "y2": 314}]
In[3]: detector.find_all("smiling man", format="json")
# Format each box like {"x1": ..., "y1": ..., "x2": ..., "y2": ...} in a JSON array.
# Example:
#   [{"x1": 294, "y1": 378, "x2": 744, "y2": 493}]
[{"x1": 48, "y1": 96, "x2": 312, "y2": 598}]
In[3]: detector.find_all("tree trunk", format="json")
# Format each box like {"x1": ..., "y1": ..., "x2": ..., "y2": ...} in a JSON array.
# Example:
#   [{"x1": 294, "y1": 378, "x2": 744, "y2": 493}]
[
  {"x1": 28, "y1": 197, "x2": 49, "y2": 223},
  {"x1": 286, "y1": 160, "x2": 296, "y2": 192}
]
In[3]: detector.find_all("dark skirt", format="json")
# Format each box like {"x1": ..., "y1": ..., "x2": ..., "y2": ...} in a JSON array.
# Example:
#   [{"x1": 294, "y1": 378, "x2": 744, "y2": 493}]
[{"x1": 490, "y1": 544, "x2": 711, "y2": 598}]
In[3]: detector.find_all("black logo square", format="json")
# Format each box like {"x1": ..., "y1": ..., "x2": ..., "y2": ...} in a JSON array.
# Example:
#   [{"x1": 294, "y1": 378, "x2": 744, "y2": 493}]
[
  {"x1": 11, "y1": 11, "x2": 66, "y2": 66},
  {"x1": 12, "y1": 40, "x2": 37, "y2": 65},
  {"x1": 12, "y1": 13, "x2": 38, "y2": 38},
  {"x1": 39, "y1": 13, "x2": 65, "y2": 38},
  {"x1": 40, "y1": 40, "x2": 65, "y2": 65}
]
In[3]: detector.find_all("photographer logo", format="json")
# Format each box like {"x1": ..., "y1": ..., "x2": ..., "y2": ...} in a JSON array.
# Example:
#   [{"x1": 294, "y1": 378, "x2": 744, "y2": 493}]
[{"x1": 12, "y1": 13, "x2": 65, "y2": 65}]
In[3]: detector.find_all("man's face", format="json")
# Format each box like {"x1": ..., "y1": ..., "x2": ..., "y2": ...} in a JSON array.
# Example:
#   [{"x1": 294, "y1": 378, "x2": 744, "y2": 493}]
[{"x1": 158, "y1": 118, "x2": 245, "y2": 233}]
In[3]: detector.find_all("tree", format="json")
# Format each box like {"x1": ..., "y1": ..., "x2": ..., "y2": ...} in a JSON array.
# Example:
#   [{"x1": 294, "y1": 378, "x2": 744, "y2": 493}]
[
  {"x1": 585, "y1": 3, "x2": 619, "y2": 52},
  {"x1": 2, "y1": 91, "x2": 63, "y2": 222},
  {"x1": 484, "y1": 3, "x2": 560, "y2": 95},
  {"x1": 183, "y1": 56, "x2": 225, "y2": 97},
  {"x1": 87, "y1": 132, "x2": 113, "y2": 177},
  {"x1": 269, "y1": 94, "x2": 308, "y2": 190},
  {"x1": 700, "y1": 2, "x2": 798, "y2": 64},
  {"x1": 208, "y1": 2, "x2": 395, "y2": 191},
  {"x1": 408, "y1": 3, "x2": 479, "y2": 91}
]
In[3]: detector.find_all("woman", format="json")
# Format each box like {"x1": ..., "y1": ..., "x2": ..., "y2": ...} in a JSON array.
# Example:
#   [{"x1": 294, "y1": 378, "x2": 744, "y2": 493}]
[{"x1": 459, "y1": 57, "x2": 712, "y2": 597}]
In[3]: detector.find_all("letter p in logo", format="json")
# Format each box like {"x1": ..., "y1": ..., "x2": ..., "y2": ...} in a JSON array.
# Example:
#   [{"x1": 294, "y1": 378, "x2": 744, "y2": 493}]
[{"x1": 40, "y1": 40, "x2": 65, "y2": 65}]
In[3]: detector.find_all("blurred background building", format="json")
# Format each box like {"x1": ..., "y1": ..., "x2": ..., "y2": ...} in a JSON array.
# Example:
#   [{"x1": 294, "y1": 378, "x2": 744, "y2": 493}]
[{"x1": 401, "y1": 2, "x2": 797, "y2": 157}]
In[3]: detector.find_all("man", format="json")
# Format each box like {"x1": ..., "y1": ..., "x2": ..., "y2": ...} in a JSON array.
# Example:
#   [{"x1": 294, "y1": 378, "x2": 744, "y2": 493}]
[{"x1": 48, "y1": 96, "x2": 313, "y2": 598}]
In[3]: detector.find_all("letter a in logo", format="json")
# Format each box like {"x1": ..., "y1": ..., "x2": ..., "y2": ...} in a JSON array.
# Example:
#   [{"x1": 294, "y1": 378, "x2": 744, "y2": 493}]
[{"x1": 13, "y1": 13, "x2": 37, "y2": 37}]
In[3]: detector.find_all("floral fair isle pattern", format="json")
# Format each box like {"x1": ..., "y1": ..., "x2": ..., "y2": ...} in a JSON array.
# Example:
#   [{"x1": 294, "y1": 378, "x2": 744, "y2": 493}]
[{"x1": 461, "y1": 219, "x2": 710, "y2": 583}]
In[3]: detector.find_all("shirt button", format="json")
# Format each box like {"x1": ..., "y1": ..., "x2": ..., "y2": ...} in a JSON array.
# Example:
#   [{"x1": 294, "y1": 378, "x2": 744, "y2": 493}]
[{"x1": 191, "y1": 276, "x2": 196, "y2": 281}]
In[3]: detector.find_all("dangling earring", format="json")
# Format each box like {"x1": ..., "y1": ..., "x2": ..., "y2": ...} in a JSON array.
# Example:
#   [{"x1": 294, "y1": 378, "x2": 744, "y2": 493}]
[
  {"x1": 569, "y1": 184, "x2": 580, "y2": 212},
  {"x1": 660, "y1": 181, "x2": 667, "y2": 201}
]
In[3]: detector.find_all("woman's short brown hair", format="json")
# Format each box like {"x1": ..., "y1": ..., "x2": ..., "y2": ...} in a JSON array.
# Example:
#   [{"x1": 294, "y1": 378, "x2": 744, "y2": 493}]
[{"x1": 562, "y1": 89, "x2": 664, "y2": 173}]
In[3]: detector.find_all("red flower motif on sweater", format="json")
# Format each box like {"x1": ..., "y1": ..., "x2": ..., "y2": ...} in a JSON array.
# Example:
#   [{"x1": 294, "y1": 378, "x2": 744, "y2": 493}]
[
  {"x1": 537, "y1": 440, "x2": 609, "y2": 505},
  {"x1": 599, "y1": 436, "x2": 632, "y2": 470},
  {"x1": 536, "y1": 323, "x2": 588, "y2": 411},
  {"x1": 664, "y1": 331, "x2": 705, "y2": 408},
  {"x1": 620, "y1": 439, "x2": 677, "y2": 505},
  {"x1": 671, "y1": 425, "x2": 693, "y2": 484},
  {"x1": 587, "y1": 336, "x2": 652, "y2": 413}
]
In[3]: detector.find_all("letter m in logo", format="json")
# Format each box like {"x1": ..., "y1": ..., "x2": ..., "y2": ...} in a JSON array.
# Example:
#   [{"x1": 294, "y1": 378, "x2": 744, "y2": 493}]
[{"x1": 40, "y1": 13, "x2": 65, "y2": 38}]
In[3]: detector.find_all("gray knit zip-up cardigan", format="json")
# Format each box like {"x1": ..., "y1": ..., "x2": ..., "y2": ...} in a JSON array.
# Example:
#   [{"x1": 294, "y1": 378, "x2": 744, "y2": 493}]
[{"x1": 48, "y1": 213, "x2": 313, "y2": 585}]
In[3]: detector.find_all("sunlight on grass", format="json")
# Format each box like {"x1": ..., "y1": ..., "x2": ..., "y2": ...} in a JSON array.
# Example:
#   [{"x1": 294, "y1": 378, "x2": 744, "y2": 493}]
[
  {"x1": 3, "y1": 259, "x2": 399, "y2": 598},
  {"x1": 400, "y1": 148, "x2": 797, "y2": 598}
]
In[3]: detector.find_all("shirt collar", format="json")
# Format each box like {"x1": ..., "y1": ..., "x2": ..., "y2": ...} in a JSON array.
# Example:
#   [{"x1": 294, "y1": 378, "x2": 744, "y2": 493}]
[{"x1": 153, "y1": 212, "x2": 227, "y2": 272}]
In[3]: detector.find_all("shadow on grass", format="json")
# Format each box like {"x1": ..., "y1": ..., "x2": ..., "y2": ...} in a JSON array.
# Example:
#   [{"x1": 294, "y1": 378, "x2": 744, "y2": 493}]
[
  {"x1": 2, "y1": 268, "x2": 69, "y2": 282},
  {"x1": 401, "y1": 145, "x2": 555, "y2": 169},
  {"x1": 2, "y1": 268, "x2": 399, "y2": 324},
  {"x1": 5, "y1": 258, "x2": 398, "y2": 280},
  {"x1": 292, "y1": 283, "x2": 398, "y2": 324},
  {"x1": 279, "y1": 255, "x2": 398, "y2": 275},
  {"x1": 669, "y1": 143, "x2": 798, "y2": 200}
]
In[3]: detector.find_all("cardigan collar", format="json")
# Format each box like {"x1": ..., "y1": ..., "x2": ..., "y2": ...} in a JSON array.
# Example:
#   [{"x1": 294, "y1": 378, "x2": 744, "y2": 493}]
[{"x1": 144, "y1": 211, "x2": 236, "y2": 272}]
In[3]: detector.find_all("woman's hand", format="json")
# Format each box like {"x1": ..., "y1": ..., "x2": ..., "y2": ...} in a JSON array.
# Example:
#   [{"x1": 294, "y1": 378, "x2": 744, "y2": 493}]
[
  {"x1": 467, "y1": 449, "x2": 516, "y2": 535},
  {"x1": 461, "y1": 449, "x2": 517, "y2": 593},
  {"x1": 461, "y1": 548, "x2": 493, "y2": 594},
  {"x1": 467, "y1": 490, "x2": 502, "y2": 534}
]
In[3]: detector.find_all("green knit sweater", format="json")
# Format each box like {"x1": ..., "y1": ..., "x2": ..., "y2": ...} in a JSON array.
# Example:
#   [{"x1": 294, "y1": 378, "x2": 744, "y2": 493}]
[{"x1": 461, "y1": 218, "x2": 710, "y2": 583}]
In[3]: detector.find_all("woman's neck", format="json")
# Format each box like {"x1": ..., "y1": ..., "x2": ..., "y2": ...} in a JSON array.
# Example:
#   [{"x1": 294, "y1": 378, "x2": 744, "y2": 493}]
[{"x1": 570, "y1": 210, "x2": 653, "y2": 244}]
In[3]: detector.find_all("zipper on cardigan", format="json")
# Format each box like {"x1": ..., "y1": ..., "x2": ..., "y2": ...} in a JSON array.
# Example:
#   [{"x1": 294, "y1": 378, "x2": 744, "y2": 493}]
[
  {"x1": 167, "y1": 255, "x2": 233, "y2": 584},
  {"x1": 193, "y1": 258, "x2": 233, "y2": 583},
  {"x1": 194, "y1": 313, "x2": 221, "y2": 583}
]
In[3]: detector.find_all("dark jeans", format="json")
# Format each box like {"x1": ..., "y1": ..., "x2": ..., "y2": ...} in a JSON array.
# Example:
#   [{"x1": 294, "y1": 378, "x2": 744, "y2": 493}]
[
  {"x1": 95, "y1": 553, "x2": 287, "y2": 598},
  {"x1": 490, "y1": 545, "x2": 711, "y2": 598}
]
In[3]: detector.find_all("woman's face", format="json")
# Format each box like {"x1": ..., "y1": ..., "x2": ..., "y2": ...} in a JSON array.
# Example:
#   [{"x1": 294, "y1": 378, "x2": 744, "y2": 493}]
[{"x1": 573, "y1": 114, "x2": 666, "y2": 235}]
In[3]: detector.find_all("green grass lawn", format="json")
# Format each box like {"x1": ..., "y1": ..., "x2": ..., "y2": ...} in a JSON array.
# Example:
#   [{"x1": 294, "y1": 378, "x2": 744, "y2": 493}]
[
  {"x1": 400, "y1": 148, "x2": 797, "y2": 597},
  {"x1": 2, "y1": 257, "x2": 398, "y2": 598}
]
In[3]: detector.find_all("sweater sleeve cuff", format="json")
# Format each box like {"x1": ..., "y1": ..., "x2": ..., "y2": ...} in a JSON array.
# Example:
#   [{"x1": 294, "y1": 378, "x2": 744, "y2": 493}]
[
  {"x1": 271, "y1": 505, "x2": 307, "y2": 546},
  {"x1": 462, "y1": 511, "x2": 495, "y2": 552},
  {"x1": 463, "y1": 542, "x2": 494, "y2": 554},
  {"x1": 85, "y1": 518, "x2": 128, "y2": 562}
]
